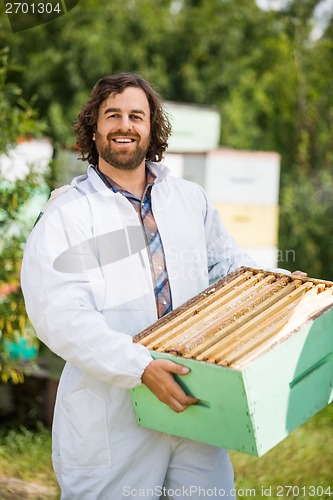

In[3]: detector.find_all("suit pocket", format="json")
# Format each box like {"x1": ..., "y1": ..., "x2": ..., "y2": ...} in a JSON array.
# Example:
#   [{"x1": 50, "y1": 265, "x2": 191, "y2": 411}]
[{"x1": 59, "y1": 388, "x2": 111, "y2": 468}]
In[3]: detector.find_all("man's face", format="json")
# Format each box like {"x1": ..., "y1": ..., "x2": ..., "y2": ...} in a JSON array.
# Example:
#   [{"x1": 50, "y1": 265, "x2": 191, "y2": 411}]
[{"x1": 94, "y1": 86, "x2": 151, "y2": 171}]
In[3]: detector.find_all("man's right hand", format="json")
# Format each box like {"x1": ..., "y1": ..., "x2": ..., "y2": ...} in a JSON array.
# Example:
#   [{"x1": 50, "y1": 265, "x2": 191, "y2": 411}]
[{"x1": 141, "y1": 359, "x2": 198, "y2": 413}]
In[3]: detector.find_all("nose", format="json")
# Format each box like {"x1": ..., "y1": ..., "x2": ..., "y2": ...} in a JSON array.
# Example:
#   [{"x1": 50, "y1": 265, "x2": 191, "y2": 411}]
[{"x1": 119, "y1": 114, "x2": 132, "y2": 131}]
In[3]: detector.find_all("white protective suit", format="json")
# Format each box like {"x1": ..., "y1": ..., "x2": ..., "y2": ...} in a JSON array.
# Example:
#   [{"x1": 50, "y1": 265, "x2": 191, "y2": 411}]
[{"x1": 21, "y1": 162, "x2": 256, "y2": 499}]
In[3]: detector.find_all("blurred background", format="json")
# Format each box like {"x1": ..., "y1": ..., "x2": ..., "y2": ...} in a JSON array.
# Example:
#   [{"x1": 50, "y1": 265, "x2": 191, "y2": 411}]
[{"x1": 0, "y1": 0, "x2": 332, "y2": 498}]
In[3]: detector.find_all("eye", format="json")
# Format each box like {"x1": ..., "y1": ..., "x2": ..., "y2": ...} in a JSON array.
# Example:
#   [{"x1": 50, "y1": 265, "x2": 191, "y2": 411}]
[
  {"x1": 130, "y1": 114, "x2": 143, "y2": 121},
  {"x1": 107, "y1": 113, "x2": 120, "y2": 119}
]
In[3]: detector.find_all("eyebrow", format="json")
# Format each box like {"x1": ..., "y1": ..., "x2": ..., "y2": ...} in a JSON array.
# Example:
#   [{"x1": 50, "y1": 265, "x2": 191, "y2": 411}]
[{"x1": 103, "y1": 107, "x2": 146, "y2": 117}]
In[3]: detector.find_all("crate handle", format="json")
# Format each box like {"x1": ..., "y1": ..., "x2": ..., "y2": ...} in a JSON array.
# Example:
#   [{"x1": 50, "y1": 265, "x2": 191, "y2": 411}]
[{"x1": 289, "y1": 352, "x2": 333, "y2": 389}]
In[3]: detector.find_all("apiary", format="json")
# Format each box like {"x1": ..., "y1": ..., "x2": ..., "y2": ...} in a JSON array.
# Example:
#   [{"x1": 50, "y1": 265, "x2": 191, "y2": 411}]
[{"x1": 131, "y1": 267, "x2": 333, "y2": 456}]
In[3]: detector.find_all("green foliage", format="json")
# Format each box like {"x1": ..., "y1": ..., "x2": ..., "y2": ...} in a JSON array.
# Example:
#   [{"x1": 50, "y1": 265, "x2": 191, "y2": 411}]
[
  {"x1": 279, "y1": 169, "x2": 333, "y2": 279},
  {"x1": 0, "y1": 0, "x2": 177, "y2": 148},
  {"x1": 0, "y1": 48, "x2": 44, "y2": 153},
  {"x1": 0, "y1": 0, "x2": 333, "y2": 279},
  {"x1": 0, "y1": 422, "x2": 58, "y2": 497},
  {"x1": 0, "y1": 48, "x2": 46, "y2": 383},
  {"x1": 0, "y1": 423, "x2": 51, "y2": 470}
]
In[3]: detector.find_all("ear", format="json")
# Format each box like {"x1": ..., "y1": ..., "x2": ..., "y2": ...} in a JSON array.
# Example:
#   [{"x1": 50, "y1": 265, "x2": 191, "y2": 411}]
[{"x1": 92, "y1": 132, "x2": 96, "y2": 141}]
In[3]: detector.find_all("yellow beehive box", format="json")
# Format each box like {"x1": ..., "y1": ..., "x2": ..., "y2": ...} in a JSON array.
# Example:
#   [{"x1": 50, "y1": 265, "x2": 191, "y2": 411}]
[{"x1": 215, "y1": 204, "x2": 279, "y2": 247}]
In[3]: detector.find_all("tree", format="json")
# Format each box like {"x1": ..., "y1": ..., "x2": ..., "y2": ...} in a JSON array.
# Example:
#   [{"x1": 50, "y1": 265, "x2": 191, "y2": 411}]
[
  {"x1": 275, "y1": 0, "x2": 333, "y2": 277},
  {"x1": 279, "y1": 169, "x2": 333, "y2": 279},
  {"x1": 1, "y1": 0, "x2": 333, "y2": 279},
  {"x1": 0, "y1": 47, "x2": 47, "y2": 383},
  {"x1": 0, "y1": 0, "x2": 175, "y2": 150}
]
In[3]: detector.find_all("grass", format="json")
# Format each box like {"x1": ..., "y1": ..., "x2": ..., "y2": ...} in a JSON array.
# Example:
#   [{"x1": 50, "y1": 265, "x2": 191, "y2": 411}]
[
  {"x1": 0, "y1": 422, "x2": 59, "y2": 498},
  {"x1": 0, "y1": 404, "x2": 332, "y2": 499},
  {"x1": 231, "y1": 404, "x2": 333, "y2": 499}
]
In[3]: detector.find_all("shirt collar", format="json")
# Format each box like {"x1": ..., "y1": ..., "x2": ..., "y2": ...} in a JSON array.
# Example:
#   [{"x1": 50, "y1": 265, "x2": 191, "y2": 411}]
[{"x1": 94, "y1": 163, "x2": 156, "y2": 201}]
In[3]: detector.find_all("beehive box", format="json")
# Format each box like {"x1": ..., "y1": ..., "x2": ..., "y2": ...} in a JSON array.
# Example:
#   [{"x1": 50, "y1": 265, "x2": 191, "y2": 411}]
[
  {"x1": 215, "y1": 204, "x2": 279, "y2": 247},
  {"x1": 131, "y1": 267, "x2": 333, "y2": 456},
  {"x1": 205, "y1": 150, "x2": 280, "y2": 205}
]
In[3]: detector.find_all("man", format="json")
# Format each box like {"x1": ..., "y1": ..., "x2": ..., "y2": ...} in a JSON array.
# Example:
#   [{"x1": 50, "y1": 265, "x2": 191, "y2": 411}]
[{"x1": 21, "y1": 73, "x2": 256, "y2": 499}]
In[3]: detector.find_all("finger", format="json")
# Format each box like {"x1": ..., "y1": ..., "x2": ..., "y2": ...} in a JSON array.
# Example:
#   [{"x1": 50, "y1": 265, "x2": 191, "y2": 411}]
[
  {"x1": 164, "y1": 360, "x2": 190, "y2": 376},
  {"x1": 292, "y1": 270, "x2": 307, "y2": 277},
  {"x1": 168, "y1": 378, "x2": 198, "y2": 406},
  {"x1": 168, "y1": 395, "x2": 197, "y2": 413},
  {"x1": 167, "y1": 363, "x2": 198, "y2": 405}
]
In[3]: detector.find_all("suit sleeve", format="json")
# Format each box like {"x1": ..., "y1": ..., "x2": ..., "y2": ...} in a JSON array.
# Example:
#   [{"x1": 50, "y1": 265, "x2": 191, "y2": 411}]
[{"x1": 21, "y1": 195, "x2": 152, "y2": 389}]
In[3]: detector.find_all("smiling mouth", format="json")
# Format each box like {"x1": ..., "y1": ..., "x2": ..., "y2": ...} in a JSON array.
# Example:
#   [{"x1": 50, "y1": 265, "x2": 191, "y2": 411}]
[{"x1": 112, "y1": 138, "x2": 136, "y2": 143}]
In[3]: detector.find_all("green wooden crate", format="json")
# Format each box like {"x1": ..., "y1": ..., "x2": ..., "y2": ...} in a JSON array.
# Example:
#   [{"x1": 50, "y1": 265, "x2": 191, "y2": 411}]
[{"x1": 131, "y1": 271, "x2": 333, "y2": 457}]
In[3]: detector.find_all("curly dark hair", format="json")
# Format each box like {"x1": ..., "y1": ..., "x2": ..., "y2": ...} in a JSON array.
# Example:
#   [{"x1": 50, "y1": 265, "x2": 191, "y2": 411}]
[{"x1": 74, "y1": 73, "x2": 172, "y2": 165}]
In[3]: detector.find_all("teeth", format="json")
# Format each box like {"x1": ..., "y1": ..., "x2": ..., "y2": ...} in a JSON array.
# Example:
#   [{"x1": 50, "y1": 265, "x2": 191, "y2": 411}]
[{"x1": 114, "y1": 138, "x2": 134, "y2": 143}]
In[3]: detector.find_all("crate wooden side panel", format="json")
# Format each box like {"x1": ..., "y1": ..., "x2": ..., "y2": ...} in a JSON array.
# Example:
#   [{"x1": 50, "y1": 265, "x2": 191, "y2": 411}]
[
  {"x1": 131, "y1": 305, "x2": 333, "y2": 457},
  {"x1": 241, "y1": 304, "x2": 333, "y2": 455},
  {"x1": 131, "y1": 352, "x2": 259, "y2": 455}
]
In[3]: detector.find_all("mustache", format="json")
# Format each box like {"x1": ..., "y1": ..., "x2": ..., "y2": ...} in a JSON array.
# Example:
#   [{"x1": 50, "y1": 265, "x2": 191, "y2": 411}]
[{"x1": 106, "y1": 131, "x2": 141, "y2": 141}]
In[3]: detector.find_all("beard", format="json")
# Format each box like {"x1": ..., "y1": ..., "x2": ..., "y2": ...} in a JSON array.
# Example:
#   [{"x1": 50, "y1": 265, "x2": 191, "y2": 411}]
[{"x1": 95, "y1": 130, "x2": 150, "y2": 171}]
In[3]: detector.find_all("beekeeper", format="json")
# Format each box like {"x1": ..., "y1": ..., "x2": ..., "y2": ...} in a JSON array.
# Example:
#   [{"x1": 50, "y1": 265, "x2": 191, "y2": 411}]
[{"x1": 21, "y1": 73, "x2": 256, "y2": 499}]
